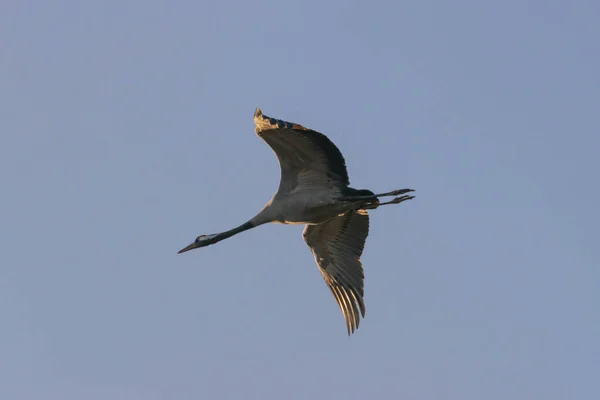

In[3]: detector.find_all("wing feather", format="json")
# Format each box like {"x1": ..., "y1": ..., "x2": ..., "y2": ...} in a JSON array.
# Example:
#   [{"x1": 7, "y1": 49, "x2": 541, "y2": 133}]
[
  {"x1": 303, "y1": 210, "x2": 369, "y2": 334},
  {"x1": 254, "y1": 108, "x2": 350, "y2": 195}
]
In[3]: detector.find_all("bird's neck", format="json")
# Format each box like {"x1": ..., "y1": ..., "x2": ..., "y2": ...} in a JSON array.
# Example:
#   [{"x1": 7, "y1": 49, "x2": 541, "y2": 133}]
[
  {"x1": 214, "y1": 221, "x2": 256, "y2": 242},
  {"x1": 212, "y1": 204, "x2": 274, "y2": 243}
]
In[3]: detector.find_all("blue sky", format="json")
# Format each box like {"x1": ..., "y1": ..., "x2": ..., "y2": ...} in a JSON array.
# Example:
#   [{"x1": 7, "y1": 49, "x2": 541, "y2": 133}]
[{"x1": 2, "y1": 1, "x2": 598, "y2": 399}]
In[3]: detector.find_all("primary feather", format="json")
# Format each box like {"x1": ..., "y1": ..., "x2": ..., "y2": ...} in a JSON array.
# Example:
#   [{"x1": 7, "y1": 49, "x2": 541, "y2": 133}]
[{"x1": 303, "y1": 210, "x2": 369, "y2": 334}]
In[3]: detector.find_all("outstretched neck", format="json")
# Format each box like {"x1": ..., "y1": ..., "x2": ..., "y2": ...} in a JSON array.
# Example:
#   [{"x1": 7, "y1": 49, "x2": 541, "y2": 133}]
[
  {"x1": 213, "y1": 221, "x2": 256, "y2": 243},
  {"x1": 211, "y1": 208, "x2": 274, "y2": 244}
]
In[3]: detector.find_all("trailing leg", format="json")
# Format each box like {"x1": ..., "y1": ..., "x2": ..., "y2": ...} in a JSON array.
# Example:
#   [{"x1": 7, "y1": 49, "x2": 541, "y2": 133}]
[
  {"x1": 379, "y1": 194, "x2": 415, "y2": 206},
  {"x1": 342, "y1": 188, "x2": 414, "y2": 202},
  {"x1": 360, "y1": 194, "x2": 415, "y2": 210}
]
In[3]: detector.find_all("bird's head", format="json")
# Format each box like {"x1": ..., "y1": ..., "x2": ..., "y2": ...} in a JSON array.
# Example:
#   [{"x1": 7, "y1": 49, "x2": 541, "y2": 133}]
[{"x1": 178, "y1": 234, "x2": 218, "y2": 254}]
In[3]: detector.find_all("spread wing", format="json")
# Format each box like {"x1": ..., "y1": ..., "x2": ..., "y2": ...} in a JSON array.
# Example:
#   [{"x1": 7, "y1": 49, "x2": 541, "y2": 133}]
[
  {"x1": 302, "y1": 210, "x2": 369, "y2": 335},
  {"x1": 254, "y1": 108, "x2": 350, "y2": 196}
]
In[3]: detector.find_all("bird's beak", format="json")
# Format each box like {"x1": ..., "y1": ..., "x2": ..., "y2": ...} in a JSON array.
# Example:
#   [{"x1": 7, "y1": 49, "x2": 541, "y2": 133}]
[{"x1": 178, "y1": 241, "x2": 200, "y2": 254}]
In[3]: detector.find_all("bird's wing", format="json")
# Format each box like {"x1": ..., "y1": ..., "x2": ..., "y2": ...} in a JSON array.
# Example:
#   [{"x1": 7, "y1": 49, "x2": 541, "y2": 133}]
[
  {"x1": 254, "y1": 108, "x2": 350, "y2": 195},
  {"x1": 302, "y1": 210, "x2": 369, "y2": 335}
]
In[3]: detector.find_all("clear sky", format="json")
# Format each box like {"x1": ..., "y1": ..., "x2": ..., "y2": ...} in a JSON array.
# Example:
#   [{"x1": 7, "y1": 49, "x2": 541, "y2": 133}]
[{"x1": 2, "y1": 1, "x2": 599, "y2": 399}]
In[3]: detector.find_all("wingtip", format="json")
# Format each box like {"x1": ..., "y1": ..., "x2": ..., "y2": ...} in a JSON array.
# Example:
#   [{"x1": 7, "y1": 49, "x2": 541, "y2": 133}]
[
  {"x1": 253, "y1": 108, "x2": 306, "y2": 134},
  {"x1": 253, "y1": 107, "x2": 269, "y2": 133}
]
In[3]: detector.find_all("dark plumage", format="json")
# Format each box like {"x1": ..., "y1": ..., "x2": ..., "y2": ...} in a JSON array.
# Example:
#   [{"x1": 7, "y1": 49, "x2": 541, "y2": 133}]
[{"x1": 178, "y1": 108, "x2": 415, "y2": 334}]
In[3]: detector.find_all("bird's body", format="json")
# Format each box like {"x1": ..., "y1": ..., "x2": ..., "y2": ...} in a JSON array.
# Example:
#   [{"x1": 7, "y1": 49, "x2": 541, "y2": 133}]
[
  {"x1": 179, "y1": 108, "x2": 414, "y2": 334},
  {"x1": 262, "y1": 192, "x2": 358, "y2": 225}
]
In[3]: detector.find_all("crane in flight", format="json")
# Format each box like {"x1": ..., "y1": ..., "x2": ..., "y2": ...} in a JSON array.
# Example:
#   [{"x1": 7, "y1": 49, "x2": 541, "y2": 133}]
[{"x1": 178, "y1": 108, "x2": 415, "y2": 335}]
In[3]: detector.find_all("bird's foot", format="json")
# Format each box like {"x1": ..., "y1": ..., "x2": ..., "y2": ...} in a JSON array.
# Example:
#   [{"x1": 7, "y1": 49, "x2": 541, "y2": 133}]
[
  {"x1": 389, "y1": 188, "x2": 415, "y2": 196},
  {"x1": 380, "y1": 194, "x2": 415, "y2": 206},
  {"x1": 372, "y1": 188, "x2": 415, "y2": 198}
]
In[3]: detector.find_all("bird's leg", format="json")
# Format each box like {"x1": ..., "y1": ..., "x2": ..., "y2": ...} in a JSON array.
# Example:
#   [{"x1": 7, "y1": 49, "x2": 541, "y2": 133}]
[
  {"x1": 378, "y1": 194, "x2": 415, "y2": 206},
  {"x1": 360, "y1": 194, "x2": 415, "y2": 210},
  {"x1": 373, "y1": 188, "x2": 414, "y2": 197},
  {"x1": 343, "y1": 188, "x2": 414, "y2": 202}
]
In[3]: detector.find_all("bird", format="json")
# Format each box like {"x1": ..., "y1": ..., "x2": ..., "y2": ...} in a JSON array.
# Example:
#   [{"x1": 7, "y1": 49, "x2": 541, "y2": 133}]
[{"x1": 178, "y1": 108, "x2": 415, "y2": 335}]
